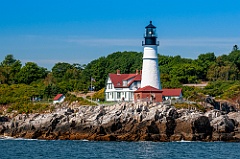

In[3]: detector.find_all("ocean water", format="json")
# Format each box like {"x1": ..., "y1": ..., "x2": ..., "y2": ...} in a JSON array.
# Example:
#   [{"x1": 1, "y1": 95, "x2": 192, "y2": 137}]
[{"x1": 0, "y1": 138, "x2": 240, "y2": 159}]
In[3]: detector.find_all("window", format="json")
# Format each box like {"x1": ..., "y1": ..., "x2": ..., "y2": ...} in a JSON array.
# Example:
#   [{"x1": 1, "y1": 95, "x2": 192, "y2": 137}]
[
  {"x1": 130, "y1": 92, "x2": 133, "y2": 99},
  {"x1": 123, "y1": 80, "x2": 127, "y2": 86},
  {"x1": 108, "y1": 83, "x2": 112, "y2": 89},
  {"x1": 117, "y1": 92, "x2": 121, "y2": 99}
]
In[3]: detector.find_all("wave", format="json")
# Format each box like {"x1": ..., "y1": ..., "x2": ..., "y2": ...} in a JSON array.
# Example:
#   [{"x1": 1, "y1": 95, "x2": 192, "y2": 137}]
[
  {"x1": 0, "y1": 136, "x2": 44, "y2": 141},
  {"x1": 175, "y1": 139, "x2": 195, "y2": 142},
  {"x1": 0, "y1": 136, "x2": 15, "y2": 140},
  {"x1": 0, "y1": 136, "x2": 90, "y2": 142},
  {"x1": 80, "y1": 139, "x2": 89, "y2": 142}
]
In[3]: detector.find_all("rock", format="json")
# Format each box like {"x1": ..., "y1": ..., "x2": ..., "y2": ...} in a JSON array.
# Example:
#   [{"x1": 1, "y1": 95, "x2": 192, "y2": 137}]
[
  {"x1": 167, "y1": 108, "x2": 179, "y2": 119},
  {"x1": 1, "y1": 102, "x2": 240, "y2": 142},
  {"x1": 192, "y1": 116, "x2": 212, "y2": 140},
  {"x1": 0, "y1": 116, "x2": 9, "y2": 122},
  {"x1": 211, "y1": 115, "x2": 235, "y2": 133},
  {"x1": 147, "y1": 121, "x2": 159, "y2": 134},
  {"x1": 174, "y1": 117, "x2": 193, "y2": 141},
  {"x1": 205, "y1": 97, "x2": 237, "y2": 113},
  {"x1": 165, "y1": 117, "x2": 176, "y2": 138},
  {"x1": 96, "y1": 126, "x2": 106, "y2": 135},
  {"x1": 204, "y1": 109, "x2": 221, "y2": 121},
  {"x1": 0, "y1": 124, "x2": 6, "y2": 134}
]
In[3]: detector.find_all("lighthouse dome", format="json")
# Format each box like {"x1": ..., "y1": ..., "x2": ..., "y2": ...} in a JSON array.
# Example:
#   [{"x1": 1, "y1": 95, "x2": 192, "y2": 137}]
[{"x1": 143, "y1": 21, "x2": 158, "y2": 45}]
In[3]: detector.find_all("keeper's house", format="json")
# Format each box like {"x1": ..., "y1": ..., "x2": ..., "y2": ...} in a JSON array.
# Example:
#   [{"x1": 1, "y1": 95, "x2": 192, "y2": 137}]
[
  {"x1": 105, "y1": 70, "x2": 141, "y2": 102},
  {"x1": 105, "y1": 70, "x2": 182, "y2": 102}
]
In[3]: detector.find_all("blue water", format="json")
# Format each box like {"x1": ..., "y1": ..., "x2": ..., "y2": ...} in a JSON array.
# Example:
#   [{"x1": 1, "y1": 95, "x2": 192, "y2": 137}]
[{"x1": 0, "y1": 139, "x2": 240, "y2": 159}]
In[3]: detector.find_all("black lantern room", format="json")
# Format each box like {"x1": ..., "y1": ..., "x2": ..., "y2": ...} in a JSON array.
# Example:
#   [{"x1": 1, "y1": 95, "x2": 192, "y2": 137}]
[{"x1": 142, "y1": 21, "x2": 159, "y2": 46}]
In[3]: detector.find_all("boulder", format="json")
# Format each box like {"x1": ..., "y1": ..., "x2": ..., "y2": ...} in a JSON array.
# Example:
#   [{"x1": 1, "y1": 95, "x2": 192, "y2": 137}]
[
  {"x1": 0, "y1": 116, "x2": 9, "y2": 122},
  {"x1": 211, "y1": 115, "x2": 235, "y2": 133},
  {"x1": 192, "y1": 116, "x2": 212, "y2": 140}
]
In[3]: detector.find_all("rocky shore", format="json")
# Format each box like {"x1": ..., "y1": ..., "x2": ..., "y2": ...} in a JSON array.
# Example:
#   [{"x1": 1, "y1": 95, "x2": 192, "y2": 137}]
[{"x1": 1, "y1": 101, "x2": 240, "y2": 142}]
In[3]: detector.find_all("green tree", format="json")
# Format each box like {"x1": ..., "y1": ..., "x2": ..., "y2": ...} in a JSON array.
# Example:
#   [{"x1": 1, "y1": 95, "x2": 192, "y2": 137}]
[
  {"x1": 232, "y1": 45, "x2": 239, "y2": 51},
  {"x1": 52, "y1": 62, "x2": 73, "y2": 80},
  {"x1": 17, "y1": 62, "x2": 48, "y2": 84},
  {"x1": 228, "y1": 50, "x2": 240, "y2": 72},
  {"x1": 195, "y1": 52, "x2": 216, "y2": 80},
  {"x1": 0, "y1": 54, "x2": 22, "y2": 84},
  {"x1": 43, "y1": 84, "x2": 62, "y2": 101},
  {"x1": 1, "y1": 54, "x2": 16, "y2": 66},
  {"x1": 0, "y1": 66, "x2": 7, "y2": 84},
  {"x1": 207, "y1": 57, "x2": 239, "y2": 81},
  {"x1": 170, "y1": 63, "x2": 201, "y2": 84},
  {"x1": 81, "y1": 51, "x2": 142, "y2": 91}
]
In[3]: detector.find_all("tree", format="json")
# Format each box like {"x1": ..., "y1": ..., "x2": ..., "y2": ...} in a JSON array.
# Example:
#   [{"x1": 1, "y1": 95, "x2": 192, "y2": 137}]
[
  {"x1": 52, "y1": 62, "x2": 73, "y2": 81},
  {"x1": 44, "y1": 73, "x2": 55, "y2": 86},
  {"x1": 1, "y1": 54, "x2": 16, "y2": 66},
  {"x1": 197, "y1": 52, "x2": 216, "y2": 62},
  {"x1": 195, "y1": 52, "x2": 216, "y2": 80},
  {"x1": 228, "y1": 50, "x2": 240, "y2": 72},
  {"x1": 0, "y1": 66, "x2": 7, "y2": 84},
  {"x1": 17, "y1": 62, "x2": 48, "y2": 84},
  {"x1": 81, "y1": 51, "x2": 143, "y2": 90},
  {"x1": 207, "y1": 58, "x2": 239, "y2": 81},
  {"x1": 43, "y1": 84, "x2": 62, "y2": 101},
  {"x1": 233, "y1": 45, "x2": 239, "y2": 51},
  {"x1": 170, "y1": 63, "x2": 201, "y2": 84},
  {"x1": 0, "y1": 54, "x2": 22, "y2": 84},
  {"x1": 9, "y1": 60, "x2": 22, "y2": 84}
]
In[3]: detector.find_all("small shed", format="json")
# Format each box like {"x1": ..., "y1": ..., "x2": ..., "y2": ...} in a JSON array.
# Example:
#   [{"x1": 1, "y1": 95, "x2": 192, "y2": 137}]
[
  {"x1": 162, "y1": 89, "x2": 182, "y2": 100},
  {"x1": 134, "y1": 85, "x2": 163, "y2": 103},
  {"x1": 53, "y1": 94, "x2": 65, "y2": 104}
]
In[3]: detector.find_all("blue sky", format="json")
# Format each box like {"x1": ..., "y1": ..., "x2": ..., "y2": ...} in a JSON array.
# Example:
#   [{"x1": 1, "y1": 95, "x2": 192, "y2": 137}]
[{"x1": 1, "y1": 0, "x2": 240, "y2": 70}]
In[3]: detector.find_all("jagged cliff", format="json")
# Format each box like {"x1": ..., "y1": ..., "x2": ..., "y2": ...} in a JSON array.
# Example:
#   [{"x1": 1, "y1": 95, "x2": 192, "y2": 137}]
[{"x1": 1, "y1": 102, "x2": 240, "y2": 141}]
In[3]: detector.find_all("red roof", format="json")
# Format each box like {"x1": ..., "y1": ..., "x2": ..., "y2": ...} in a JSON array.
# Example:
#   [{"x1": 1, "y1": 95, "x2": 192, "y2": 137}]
[
  {"x1": 162, "y1": 89, "x2": 182, "y2": 96},
  {"x1": 135, "y1": 85, "x2": 163, "y2": 93},
  {"x1": 109, "y1": 73, "x2": 141, "y2": 88},
  {"x1": 54, "y1": 94, "x2": 64, "y2": 100}
]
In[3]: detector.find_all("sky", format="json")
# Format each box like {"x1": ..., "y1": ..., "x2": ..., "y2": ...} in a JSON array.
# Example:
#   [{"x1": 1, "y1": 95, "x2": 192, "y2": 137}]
[{"x1": 0, "y1": 0, "x2": 240, "y2": 70}]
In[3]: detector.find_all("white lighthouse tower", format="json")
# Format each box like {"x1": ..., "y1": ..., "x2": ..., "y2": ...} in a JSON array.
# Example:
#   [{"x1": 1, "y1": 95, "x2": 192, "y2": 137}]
[{"x1": 141, "y1": 21, "x2": 161, "y2": 89}]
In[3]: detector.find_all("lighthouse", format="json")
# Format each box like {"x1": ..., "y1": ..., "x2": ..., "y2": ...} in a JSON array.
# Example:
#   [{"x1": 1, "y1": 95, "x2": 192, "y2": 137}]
[{"x1": 141, "y1": 21, "x2": 161, "y2": 89}]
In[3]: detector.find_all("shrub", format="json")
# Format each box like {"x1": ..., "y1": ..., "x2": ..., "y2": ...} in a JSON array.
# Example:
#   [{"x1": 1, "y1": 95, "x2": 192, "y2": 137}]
[
  {"x1": 174, "y1": 103, "x2": 205, "y2": 112},
  {"x1": 7, "y1": 102, "x2": 51, "y2": 114},
  {"x1": 92, "y1": 88, "x2": 105, "y2": 101},
  {"x1": 65, "y1": 94, "x2": 97, "y2": 106}
]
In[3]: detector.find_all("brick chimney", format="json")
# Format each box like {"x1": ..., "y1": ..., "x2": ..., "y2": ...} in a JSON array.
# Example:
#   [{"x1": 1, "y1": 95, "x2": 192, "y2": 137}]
[
  {"x1": 117, "y1": 69, "x2": 120, "y2": 75},
  {"x1": 136, "y1": 69, "x2": 139, "y2": 74}
]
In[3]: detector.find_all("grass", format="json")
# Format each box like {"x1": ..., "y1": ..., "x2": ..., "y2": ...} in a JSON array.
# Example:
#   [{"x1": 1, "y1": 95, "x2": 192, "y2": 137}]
[
  {"x1": 174, "y1": 103, "x2": 206, "y2": 112},
  {"x1": 98, "y1": 101, "x2": 117, "y2": 106},
  {"x1": 65, "y1": 94, "x2": 97, "y2": 106},
  {"x1": 7, "y1": 102, "x2": 51, "y2": 114}
]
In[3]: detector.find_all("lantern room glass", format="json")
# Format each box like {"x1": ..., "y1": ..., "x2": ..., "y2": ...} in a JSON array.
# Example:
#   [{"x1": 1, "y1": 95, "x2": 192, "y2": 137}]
[{"x1": 145, "y1": 28, "x2": 156, "y2": 37}]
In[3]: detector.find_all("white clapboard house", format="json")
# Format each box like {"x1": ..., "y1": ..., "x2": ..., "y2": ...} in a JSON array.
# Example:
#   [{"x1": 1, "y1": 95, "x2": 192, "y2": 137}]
[
  {"x1": 105, "y1": 70, "x2": 182, "y2": 102},
  {"x1": 105, "y1": 70, "x2": 141, "y2": 102}
]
